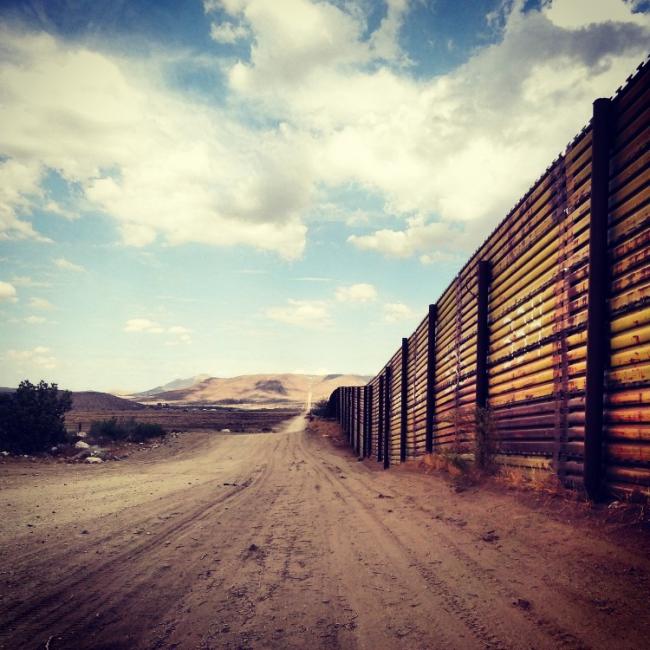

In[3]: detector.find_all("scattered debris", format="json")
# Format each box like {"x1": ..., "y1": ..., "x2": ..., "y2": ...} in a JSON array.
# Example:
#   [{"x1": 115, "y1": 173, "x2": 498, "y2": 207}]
[
  {"x1": 481, "y1": 530, "x2": 499, "y2": 543},
  {"x1": 512, "y1": 598, "x2": 532, "y2": 610},
  {"x1": 221, "y1": 428, "x2": 231, "y2": 433},
  {"x1": 85, "y1": 456, "x2": 103, "y2": 464},
  {"x1": 74, "y1": 441, "x2": 90, "y2": 450},
  {"x1": 377, "y1": 493, "x2": 394, "y2": 499}
]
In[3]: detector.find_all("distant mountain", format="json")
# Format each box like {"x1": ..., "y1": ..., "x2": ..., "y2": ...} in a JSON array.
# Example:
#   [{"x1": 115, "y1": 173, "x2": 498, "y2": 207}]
[
  {"x1": 135, "y1": 374, "x2": 212, "y2": 398},
  {"x1": 71, "y1": 391, "x2": 146, "y2": 411},
  {"x1": 139, "y1": 373, "x2": 371, "y2": 406}
]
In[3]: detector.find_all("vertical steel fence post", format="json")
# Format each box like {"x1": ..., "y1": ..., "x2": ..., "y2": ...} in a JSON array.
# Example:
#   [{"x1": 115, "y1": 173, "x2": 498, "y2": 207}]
[
  {"x1": 401, "y1": 337, "x2": 408, "y2": 462},
  {"x1": 355, "y1": 386, "x2": 361, "y2": 457},
  {"x1": 426, "y1": 304, "x2": 437, "y2": 453},
  {"x1": 362, "y1": 386, "x2": 367, "y2": 458},
  {"x1": 476, "y1": 261, "x2": 492, "y2": 410},
  {"x1": 367, "y1": 385, "x2": 373, "y2": 458},
  {"x1": 584, "y1": 97, "x2": 613, "y2": 501},
  {"x1": 348, "y1": 388, "x2": 353, "y2": 448},
  {"x1": 384, "y1": 367, "x2": 392, "y2": 469},
  {"x1": 378, "y1": 375, "x2": 385, "y2": 462}
]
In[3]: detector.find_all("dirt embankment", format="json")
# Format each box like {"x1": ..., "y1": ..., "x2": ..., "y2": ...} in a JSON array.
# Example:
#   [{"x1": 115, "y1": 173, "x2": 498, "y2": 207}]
[{"x1": 1, "y1": 416, "x2": 649, "y2": 649}]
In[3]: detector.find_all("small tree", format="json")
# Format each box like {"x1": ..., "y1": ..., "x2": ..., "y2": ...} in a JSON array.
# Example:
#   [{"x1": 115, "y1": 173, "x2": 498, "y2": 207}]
[
  {"x1": 0, "y1": 380, "x2": 72, "y2": 453},
  {"x1": 310, "y1": 399, "x2": 331, "y2": 418}
]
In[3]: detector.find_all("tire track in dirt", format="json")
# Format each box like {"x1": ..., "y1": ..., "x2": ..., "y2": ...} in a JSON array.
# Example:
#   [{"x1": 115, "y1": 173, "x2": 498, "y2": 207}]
[
  {"x1": 297, "y1": 433, "x2": 592, "y2": 649},
  {"x1": 1, "y1": 433, "x2": 286, "y2": 649}
]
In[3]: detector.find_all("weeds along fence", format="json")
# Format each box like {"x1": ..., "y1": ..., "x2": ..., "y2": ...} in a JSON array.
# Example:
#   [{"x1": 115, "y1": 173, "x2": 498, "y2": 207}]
[{"x1": 329, "y1": 58, "x2": 650, "y2": 500}]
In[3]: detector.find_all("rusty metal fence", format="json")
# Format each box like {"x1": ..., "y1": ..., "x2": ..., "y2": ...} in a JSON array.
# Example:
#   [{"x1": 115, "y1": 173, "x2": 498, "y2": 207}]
[{"x1": 330, "y1": 59, "x2": 650, "y2": 499}]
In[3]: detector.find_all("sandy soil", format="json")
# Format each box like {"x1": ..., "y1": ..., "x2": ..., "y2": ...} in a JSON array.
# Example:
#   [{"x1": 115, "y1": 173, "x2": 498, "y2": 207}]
[{"x1": 1, "y1": 415, "x2": 649, "y2": 650}]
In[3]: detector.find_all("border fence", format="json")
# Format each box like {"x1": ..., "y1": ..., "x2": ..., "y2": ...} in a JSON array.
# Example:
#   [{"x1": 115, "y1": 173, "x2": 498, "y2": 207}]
[{"x1": 329, "y1": 58, "x2": 650, "y2": 500}]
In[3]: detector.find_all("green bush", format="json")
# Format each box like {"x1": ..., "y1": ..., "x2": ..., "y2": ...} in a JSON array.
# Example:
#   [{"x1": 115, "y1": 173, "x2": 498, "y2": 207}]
[
  {"x1": 0, "y1": 380, "x2": 72, "y2": 454},
  {"x1": 89, "y1": 417, "x2": 129, "y2": 440},
  {"x1": 310, "y1": 398, "x2": 332, "y2": 417},
  {"x1": 89, "y1": 417, "x2": 165, "y2": 442},
  {"x1": 130, "y1": 422, "x2": 165, "y2": 442}
]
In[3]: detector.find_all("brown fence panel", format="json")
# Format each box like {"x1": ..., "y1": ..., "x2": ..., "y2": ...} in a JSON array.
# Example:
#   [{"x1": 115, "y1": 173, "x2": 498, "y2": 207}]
[
  {"x1": 369, "y1": 375, "x2": 381, "y2": 460},
  {"x1": 433, "y1": 258, "x2": 479, "y2": 455},
  {"x1": 483, "y1": 126, "x2": 592, "y2": 480},
  {"x1": 406, "y1": 314, "x2": 429, "y2": 457}
]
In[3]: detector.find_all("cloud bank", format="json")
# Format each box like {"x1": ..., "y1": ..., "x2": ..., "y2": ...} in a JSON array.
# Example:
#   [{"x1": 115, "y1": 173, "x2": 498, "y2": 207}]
[{"x1": 0, "y1": 0, "x2": 648, "y2": 262}]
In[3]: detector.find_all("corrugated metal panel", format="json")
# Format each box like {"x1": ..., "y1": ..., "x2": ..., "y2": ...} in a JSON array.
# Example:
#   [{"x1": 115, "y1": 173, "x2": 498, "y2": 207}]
[
  {"x1": 407, "y1": 314, "x2": 429, "y2": 457},
  {"x1": 433, "y1": 259, "x2": 479, "y2": 455},
  {"x1": 369, "y1": 375, "x2": 380, "y2": 460},
  {"x1": 604, "y1": 64, "x2": 650, "y2": 496},
  {"x1": 484, "y1": 125, "x2": 592, "y2": 480}
]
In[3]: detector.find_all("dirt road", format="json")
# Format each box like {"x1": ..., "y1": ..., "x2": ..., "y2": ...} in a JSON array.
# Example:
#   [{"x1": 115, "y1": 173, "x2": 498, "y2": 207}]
[{"x1": 1, "y1": 415, "x2": 649, "y2": 649}]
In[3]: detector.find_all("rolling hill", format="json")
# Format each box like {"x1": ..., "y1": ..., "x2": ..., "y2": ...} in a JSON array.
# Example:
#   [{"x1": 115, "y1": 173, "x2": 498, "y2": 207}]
[
  {"x1": 0, "y1": 388, "x2": 144, "y2": 411},
  {"x1": 134, "y1": 374, "x2": 212, "y2": 398},
  {"x1": 136, "y1": 373, "x2": 370, "y2": 407},
  {"x1": 71, "y1": 391, "x2": 146, "y2": 411}
]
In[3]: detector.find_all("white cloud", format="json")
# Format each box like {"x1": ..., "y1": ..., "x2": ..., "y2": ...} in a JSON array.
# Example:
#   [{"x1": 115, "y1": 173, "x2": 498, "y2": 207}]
[
  {"x1": 11, "y1": 275, "x2": 50, "y2": 288},
  {"x1": 123, "y1": 318, "x2": 164, "y2": 333},
  {"x1": 335, "y1": 283, "x2": 378, "y2": 303},
  {"x1": 542, "y1": 0, "x2": 648, "y2": 29},
  {"x1": 25, "y1": 315, "x2": 46, "y2": 324},
  {"x1": 54, "y1": 257, "x2": 85, "y2": 272},
  {"x1": 44, "y1": 200, "x2": 78, "y2": 220},
  {"x1": 383, "y1": 302, "x2": 415, "y2": 323},
  {"x1": 0, "y1": 158, "x2": 52, "y2": 242},
  {"x1": 124, "y1": 319, "x2": 192, "y2": 342},
  {"x1": 0, "y1": 29, "x2": 310, "y2": 259},
  {"x1": 167, "y1": 325, "x2": 192, "y2": 344},
  {"x1": 6, "y1": 346, "x2": 56, "y2": 369},
  {"x1": 0, "y1": 281, "x2": 17, "y2": 303},
  {"x1": 29, "y1": 297, "x2": 54, "y2": 310},
  {"x1": 210, "y1": 21, "x2": 249, "y2": 43},
  {"x1": 348, "y1": 218, "x2": 465, "y2": 260},
  {"x1": 265, "y1": 299, "x2": 330, "y2": 328},
  {"x1": 217, "y1": 0, "x2": 648, "y2": 258}
]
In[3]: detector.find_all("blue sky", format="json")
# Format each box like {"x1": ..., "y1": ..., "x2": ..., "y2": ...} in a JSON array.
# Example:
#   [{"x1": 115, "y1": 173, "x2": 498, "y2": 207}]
[{"x1": 0, "y1": 0, "x2": 648, "y2": 392}]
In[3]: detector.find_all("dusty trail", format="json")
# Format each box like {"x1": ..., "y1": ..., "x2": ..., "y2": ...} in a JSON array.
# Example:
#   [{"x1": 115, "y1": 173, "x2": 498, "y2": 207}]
[{"x1": 1, "y1": 415, "x2": 649, "y2": 649}]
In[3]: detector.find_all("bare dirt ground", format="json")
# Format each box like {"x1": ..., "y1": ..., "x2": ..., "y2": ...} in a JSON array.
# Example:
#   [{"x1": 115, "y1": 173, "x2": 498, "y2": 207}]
[{"x1": 1, "y1": 414, "x2": 649, "y2": 650}]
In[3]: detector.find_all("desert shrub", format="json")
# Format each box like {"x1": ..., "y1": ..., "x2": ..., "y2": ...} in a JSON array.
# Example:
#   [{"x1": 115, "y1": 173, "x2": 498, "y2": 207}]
[
  {"x1": 130, "y1": 422, "x2": 165, "y2": 442},
  {"x1": 437, "y1": 405, "x2": 496, "y2": 473},
  {"x1": 473, "y1": 405, "x2": 496, "y2": 472},
  {"x1": 310, "y1": 399, "x2": 331, "y2": 417},
  {"x1": 0, "y1": 380, "x2": 72, "y2": 454},
  {"x1": 89, "y1": 417, "x2": 165, "y2": 442},
  {"x1": 89, "y1": 417, "x2": 129, "y2": 440}
]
